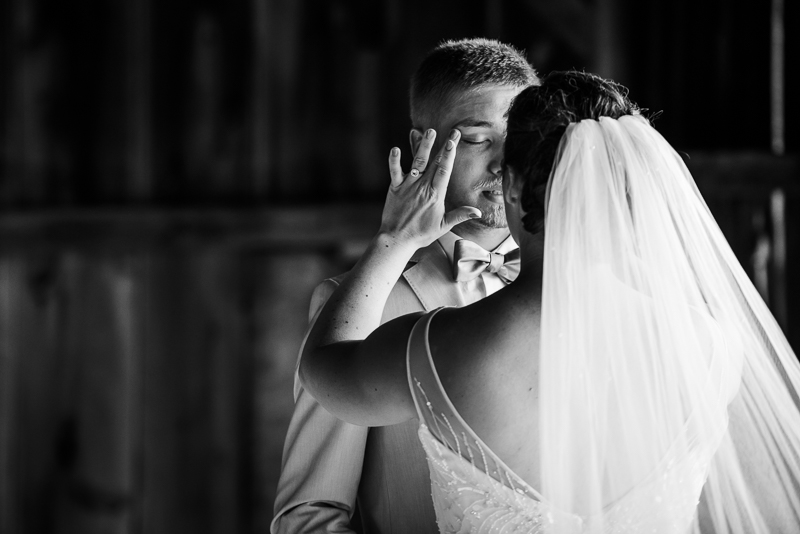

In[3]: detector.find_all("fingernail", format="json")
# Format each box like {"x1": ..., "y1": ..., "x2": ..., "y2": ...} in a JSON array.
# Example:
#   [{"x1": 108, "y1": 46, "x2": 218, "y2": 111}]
[
  {"x1": 469, "y1": 212, "x2": 481, "y2": 219},
  {"x1": 449, "y1": 129, "x2": 459, "y2": 140},
  {"x1": 445, "y1": 140, "x2": 455, "y2": 150},
  {"x1": 391, "y1": 147, "x2": 399, "y2": 157},
  {"x1": 425, "y1": 129, "x2": 435, "y2": 139}
]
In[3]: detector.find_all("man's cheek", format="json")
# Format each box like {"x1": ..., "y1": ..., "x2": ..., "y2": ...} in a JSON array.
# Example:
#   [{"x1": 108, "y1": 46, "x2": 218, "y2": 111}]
[
  {"x1": 450, "y1": 158, "x2": 474, "y2": 187},
  {"x1": 443, "y1": 182, "x2": 469, "y2": 210}
]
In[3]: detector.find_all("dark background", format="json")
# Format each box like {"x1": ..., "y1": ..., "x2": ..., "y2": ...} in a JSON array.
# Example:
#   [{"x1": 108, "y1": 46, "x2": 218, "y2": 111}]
[{"x1": 1, "y1": 0, "x2": 798, "y2": 532}]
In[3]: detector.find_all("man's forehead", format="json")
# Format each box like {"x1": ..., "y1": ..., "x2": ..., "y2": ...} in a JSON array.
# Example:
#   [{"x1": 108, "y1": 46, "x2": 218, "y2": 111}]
[{"x1": 438, "y1": 85, "x2": 521, "y2": 128}]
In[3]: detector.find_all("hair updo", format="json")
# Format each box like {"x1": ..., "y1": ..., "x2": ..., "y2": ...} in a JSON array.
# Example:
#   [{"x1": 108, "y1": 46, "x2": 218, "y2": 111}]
[{"x1": 504, "y1": 71, "x2": 644, "y2": 234}]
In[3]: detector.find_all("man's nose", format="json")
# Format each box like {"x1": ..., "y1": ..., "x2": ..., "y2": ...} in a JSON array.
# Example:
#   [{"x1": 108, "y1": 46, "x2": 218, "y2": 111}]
[{"x1": 488, "y1": 143, "x2": 504, "y2": 176}]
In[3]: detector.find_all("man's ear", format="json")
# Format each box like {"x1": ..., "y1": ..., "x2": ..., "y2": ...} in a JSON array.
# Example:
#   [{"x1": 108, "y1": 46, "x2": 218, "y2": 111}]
[{"x1": 409, "y1": 129, "x2": 424, "y2": 154}]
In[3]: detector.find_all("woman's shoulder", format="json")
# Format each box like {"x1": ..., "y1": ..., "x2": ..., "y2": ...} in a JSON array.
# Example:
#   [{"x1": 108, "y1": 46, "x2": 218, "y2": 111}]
[
  {"x1": 424, "y1": 296, "x2": 540, "y2": 421},
  {"x1": 429, "y1": 293, "x2": 538, "y2": 358},
  {"x1": 424, "y1": 298, "x2": 542, "y2": 484}
]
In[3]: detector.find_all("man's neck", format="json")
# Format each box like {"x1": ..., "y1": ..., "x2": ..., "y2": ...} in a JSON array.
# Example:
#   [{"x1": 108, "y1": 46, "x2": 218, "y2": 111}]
[{"x1": 450, "y1": 224, "x2": 511, "y2": 250}]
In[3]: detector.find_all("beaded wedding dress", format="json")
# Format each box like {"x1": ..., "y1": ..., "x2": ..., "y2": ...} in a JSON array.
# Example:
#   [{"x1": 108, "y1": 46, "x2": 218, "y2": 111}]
[
  {"x1": 408, "y1": 307, "x2": 722, "y2": 534},
  {"x1": 405, "y1": 116, "x2": 800, "y2": 533}
]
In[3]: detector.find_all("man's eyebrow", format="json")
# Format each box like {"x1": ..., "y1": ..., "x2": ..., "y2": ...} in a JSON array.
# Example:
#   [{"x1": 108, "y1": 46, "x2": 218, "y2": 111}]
[{"x1": 453, "y1": 118, "x2": 495, "y2": 129}]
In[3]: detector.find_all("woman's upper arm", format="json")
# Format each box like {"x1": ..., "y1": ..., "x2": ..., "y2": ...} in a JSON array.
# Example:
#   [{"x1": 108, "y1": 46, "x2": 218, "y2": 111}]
[
  {"x1": 301, "y1": 311, "x2": 425, "y2": 427},
  {"x1": 351, "y1": 311, "x2": 425, "y2": 425}
]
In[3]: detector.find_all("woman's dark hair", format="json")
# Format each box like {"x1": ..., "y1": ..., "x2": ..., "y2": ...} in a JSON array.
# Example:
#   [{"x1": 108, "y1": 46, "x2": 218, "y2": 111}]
[{"x1": 504, "y1": 70, "x2": 644, "y2": 233}]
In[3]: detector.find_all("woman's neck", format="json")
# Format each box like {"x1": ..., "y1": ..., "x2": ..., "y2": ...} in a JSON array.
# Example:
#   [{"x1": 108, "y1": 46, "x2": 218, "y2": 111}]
[
  {"x1": 493, "y1": 230, "x2": 543, "y2": 302},
  {"x1": 517, "y1": 231, "x2": 545, "y2": 276}
]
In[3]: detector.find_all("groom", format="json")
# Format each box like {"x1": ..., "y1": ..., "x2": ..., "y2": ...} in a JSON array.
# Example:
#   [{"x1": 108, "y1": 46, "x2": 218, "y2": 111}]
[{"x1": 272, "y1": 38, "x2": 538, "y2": 533}]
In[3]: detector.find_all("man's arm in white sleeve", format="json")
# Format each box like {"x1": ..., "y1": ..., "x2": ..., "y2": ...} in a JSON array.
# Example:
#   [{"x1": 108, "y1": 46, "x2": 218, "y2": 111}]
[{"x1": 271, "y1": 278, "x2": 367, "y2": 534}]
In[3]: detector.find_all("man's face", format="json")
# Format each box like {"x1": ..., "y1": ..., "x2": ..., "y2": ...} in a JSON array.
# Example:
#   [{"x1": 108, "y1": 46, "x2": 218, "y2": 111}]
[{"x1": 432, "y1": 85, "x2": 523, "y2": 230}]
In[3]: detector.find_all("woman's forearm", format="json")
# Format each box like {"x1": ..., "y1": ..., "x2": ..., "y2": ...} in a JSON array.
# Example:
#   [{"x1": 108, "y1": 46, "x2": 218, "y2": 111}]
[
  {"x1": 302, "y1": 130, "x2": 464, "y2": 355},
  {"x1": 297, "y1": 231, "x2": 422, "y2": 424},
  {"x1": 307, "y1": 232, "x2": 416, "y2": 348},
  {"x1": 298, "y1": 130, "x2": 471, "y2": 417}
]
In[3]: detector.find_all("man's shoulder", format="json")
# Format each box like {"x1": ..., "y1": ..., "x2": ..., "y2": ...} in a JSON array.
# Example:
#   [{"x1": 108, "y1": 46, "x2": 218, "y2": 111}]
[
  {"x1": 309, "y1": 242, "x2": 454, "y2": 318},
  {"x1": 322, "y1": 243, "x2": 451, "y2": 288}
]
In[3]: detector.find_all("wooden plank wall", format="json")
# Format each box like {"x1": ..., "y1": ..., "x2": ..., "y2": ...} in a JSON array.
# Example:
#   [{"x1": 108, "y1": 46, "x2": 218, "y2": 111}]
[
  {"x1": 688, "y1": 153, "x2": 800, "y2": 340},
  {"x1": 2, "y1": 0, "x2": 796, "y2": 207},
  {"x1": 0, "y1": 207, "x2": 381, "y2": 534},
  {"x1": 0, "y1": 172, "x2": 798, "y2": 533},
  {"x1": 0, "y1": 0, "x2": 797, "y2": 533}
]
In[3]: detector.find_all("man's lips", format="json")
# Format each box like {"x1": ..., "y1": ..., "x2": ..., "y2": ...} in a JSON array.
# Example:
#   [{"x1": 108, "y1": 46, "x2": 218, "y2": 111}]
[{"x1": 481, "y1": 189, "x2": 504, "y2": 203}]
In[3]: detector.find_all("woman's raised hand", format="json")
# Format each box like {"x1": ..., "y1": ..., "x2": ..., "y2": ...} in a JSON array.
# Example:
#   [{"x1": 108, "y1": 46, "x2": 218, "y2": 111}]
[{"x1": 379, "y1": 129, "x2": 481, "y2": 250}]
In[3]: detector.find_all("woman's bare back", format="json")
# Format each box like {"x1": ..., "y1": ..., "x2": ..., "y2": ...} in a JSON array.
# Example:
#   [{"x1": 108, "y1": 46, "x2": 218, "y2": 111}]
[{"x1": 427, "y1": 278, "x2": 543, "y2": 489}]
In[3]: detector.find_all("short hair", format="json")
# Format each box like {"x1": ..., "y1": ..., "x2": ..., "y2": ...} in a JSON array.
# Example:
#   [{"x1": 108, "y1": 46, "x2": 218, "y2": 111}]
[
  {"x1": 409, "y1": 38, "x2": 539, "y2": 128},
  {"x1": 504, "y1": 70, "x2": 644, "y2": 234}
]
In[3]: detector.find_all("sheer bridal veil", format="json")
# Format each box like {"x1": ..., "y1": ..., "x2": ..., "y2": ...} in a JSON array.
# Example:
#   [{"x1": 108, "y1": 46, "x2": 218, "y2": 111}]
[{"x1": 538, "y1": 116, "x2": 800, "y2": 532}]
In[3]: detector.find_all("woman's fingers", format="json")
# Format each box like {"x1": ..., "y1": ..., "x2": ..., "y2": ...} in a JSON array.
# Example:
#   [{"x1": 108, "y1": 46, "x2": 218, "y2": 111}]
[
  {"x1": 409, "y1": 129, "x2": 437, "y2": 180},
  {"x1": 388, "y1": 147, "x2": 404, "y2": 187},
  {"x1": 431, "y1": 129, "x2": 460, "y2": 193},
  {"x1": 388, "y1": 127, "x2": 457, "y2": 193},
  {"x1": 443, "y1": 206, "x2": 482, "y2": 231}
]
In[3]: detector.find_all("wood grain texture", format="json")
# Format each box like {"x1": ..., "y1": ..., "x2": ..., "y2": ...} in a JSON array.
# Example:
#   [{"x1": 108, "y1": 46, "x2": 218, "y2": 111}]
[
  {"x1": 0, "y1": 183, "x2": 795, "y2": 533},
  {"x1": 0, "y1": 0, "x2": 798, "y2": 531}
]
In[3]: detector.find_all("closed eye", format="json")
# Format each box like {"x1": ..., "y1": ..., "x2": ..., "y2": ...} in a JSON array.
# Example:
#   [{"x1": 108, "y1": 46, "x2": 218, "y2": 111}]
[{"x1": 461, "y1": 138, "x2": 490, "y2": 146}]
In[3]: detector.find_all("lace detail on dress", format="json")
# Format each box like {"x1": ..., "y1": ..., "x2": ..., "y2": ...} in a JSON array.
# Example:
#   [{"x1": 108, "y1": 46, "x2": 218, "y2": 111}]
[
  {"x1": 413, "y1": 377, "x2": 541, "y2": 501},
  {"x1": 413, "y1": 377, "x2": 582, "y2": 534},
  {"x1": 407, "y1": 309, "x2": 714, "y2": 533}
]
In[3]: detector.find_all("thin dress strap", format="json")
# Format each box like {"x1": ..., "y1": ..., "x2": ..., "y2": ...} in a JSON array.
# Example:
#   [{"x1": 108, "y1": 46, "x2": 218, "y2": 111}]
[
  {"x1": 406, "y1": 307, "x2": 544, "y2": 501},
  {"x1": 406, "y1": 308, "x2": 448, "y2": 434}
]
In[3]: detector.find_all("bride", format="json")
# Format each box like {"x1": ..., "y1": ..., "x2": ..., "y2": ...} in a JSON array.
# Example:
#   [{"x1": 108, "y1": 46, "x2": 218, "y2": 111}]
[{"x1": 299, "y1": 70, "x2": 800, "y2": 533}]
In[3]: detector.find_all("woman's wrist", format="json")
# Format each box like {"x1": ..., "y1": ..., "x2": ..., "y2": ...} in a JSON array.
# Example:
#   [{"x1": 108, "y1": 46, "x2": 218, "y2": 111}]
[{"x1": 372, "y1": 231, "x2": 421, "y2": 259}]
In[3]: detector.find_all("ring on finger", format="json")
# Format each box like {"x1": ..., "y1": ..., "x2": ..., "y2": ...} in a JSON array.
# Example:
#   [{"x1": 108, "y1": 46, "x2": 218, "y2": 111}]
[{"x1": 409, "y1": 168, "x2": 420, "y2": 178}]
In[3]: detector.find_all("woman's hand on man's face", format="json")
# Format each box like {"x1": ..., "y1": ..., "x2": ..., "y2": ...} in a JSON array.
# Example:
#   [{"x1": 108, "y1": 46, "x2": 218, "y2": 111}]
[{"x1": 379, "y1": 128, "x2": 481, "y2": 250}]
